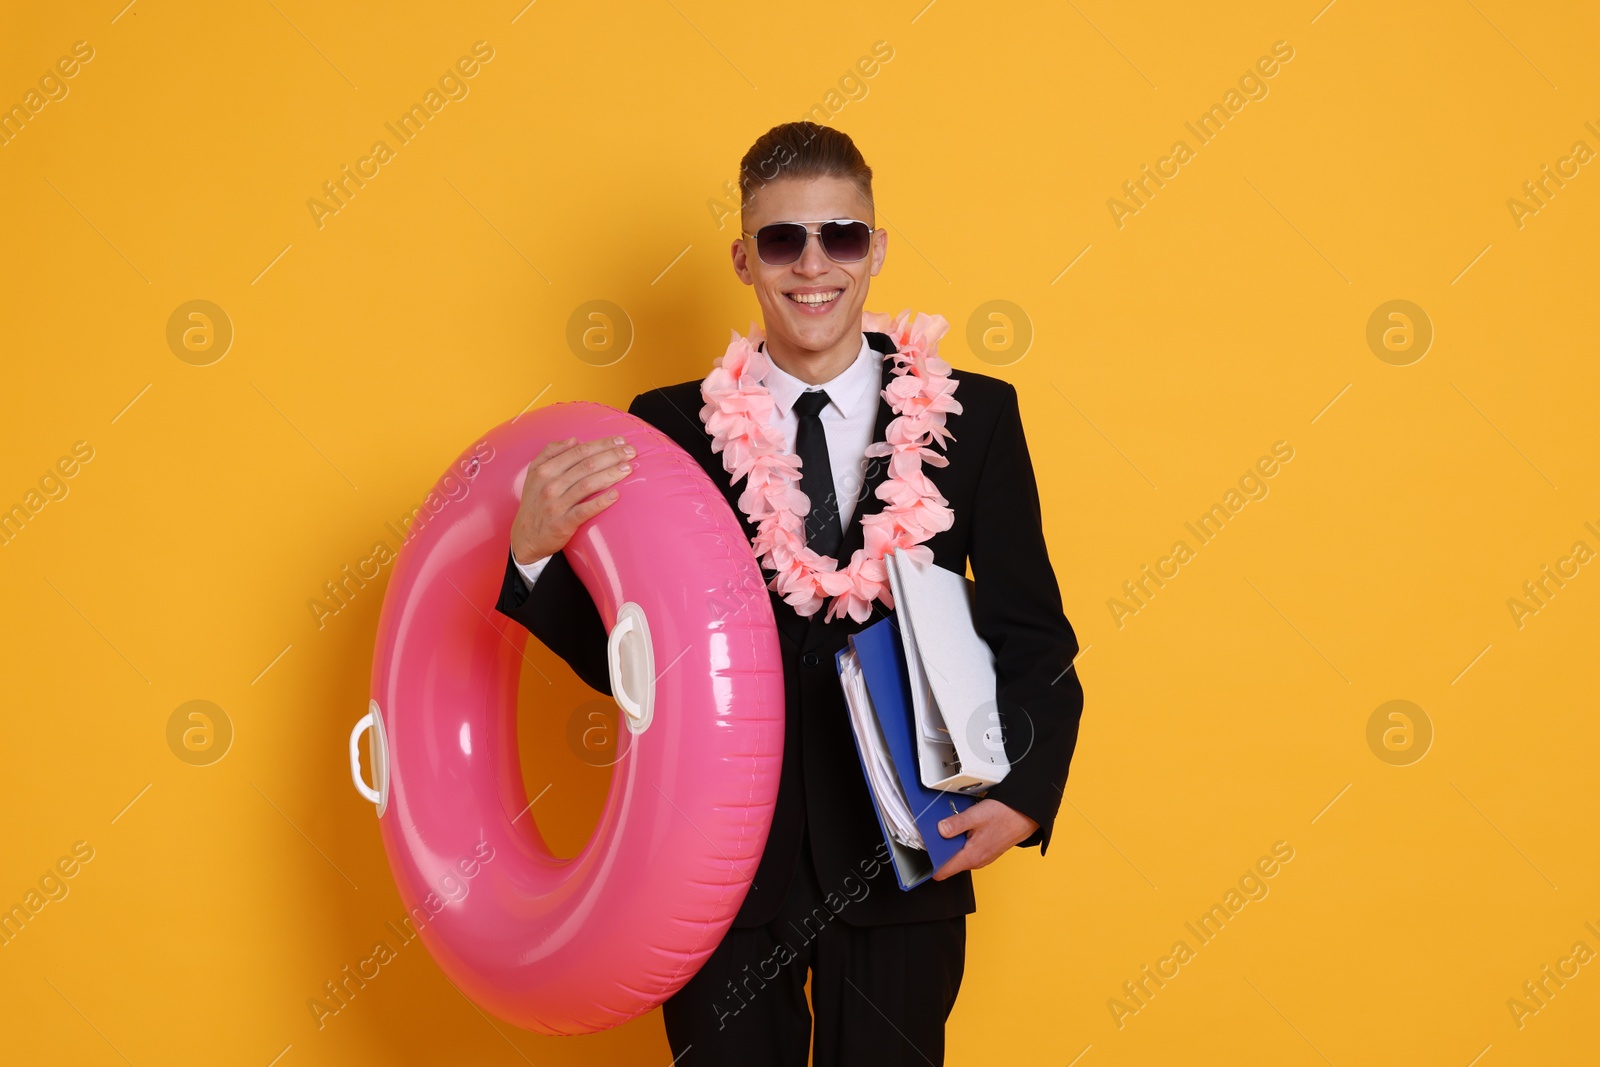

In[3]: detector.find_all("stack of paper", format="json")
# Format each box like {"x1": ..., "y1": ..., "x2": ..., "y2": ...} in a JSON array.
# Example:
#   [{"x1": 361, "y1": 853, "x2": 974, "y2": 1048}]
[{"x1": 838, "y1": 651, "x2": 923, "y2": 848}]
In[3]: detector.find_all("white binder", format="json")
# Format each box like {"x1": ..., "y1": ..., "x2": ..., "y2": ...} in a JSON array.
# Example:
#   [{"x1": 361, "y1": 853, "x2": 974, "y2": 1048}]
[{"x1": 884, "y1": 548, "x2": 1010, "y2": 794}]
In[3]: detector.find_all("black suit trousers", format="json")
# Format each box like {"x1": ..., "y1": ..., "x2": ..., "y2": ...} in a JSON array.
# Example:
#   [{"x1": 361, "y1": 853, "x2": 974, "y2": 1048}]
[{"x1": 662, "y1": 829, "x2": 966, "y2": 1066}]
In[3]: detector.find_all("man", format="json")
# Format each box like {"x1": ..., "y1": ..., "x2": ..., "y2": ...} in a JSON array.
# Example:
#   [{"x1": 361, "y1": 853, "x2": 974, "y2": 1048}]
[{"x1": 494, "y1": 121, "x2": 1084, "y2": 1065}]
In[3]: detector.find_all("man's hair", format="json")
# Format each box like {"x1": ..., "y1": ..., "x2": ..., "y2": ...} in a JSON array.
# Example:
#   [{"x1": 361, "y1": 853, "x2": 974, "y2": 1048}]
[{"x1": 738, "y1": 121, "x2": 873, "y2": 225}]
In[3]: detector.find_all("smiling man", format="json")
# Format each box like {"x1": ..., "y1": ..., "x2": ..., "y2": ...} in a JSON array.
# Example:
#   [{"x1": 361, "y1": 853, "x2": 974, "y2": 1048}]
[{"x1": 494, "y1": 121, "x2": 1085, "y2": 1066}]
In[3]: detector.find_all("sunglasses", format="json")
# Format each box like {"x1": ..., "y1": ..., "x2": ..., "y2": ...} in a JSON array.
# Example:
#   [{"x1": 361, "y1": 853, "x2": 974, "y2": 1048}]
[{"x1": 741, "y1": 218, "x2": 875, "y2": 266}]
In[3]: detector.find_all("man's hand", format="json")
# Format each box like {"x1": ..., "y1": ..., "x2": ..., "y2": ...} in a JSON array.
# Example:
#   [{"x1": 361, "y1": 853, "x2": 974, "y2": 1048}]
[
  {"x1": 510, "y1": 435, "x2": 634, "y2": 564},
  {"x1": 930, "y1": 799, "x2": 1038, "y2": 881}
]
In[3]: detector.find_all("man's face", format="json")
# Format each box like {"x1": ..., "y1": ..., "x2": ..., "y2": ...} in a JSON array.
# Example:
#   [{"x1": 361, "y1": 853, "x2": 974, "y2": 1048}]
[{"x1": 731, "y1": 175, "x2": 887, "y2": 356}]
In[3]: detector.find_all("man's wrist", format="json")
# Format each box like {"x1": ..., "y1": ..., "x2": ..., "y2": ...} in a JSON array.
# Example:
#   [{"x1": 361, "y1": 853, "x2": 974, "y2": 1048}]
[
  {"x1": 512, "y1": 548, "x2": 553, "y2": 590},
  {"x1": 511, "y1": 534, "x2": 549, "y2": 566}
]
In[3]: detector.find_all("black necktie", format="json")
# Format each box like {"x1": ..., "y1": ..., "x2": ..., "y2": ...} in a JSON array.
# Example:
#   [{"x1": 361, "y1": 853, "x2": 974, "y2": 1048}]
[{"x1": 792, "y1": 389, "x2": 844, "y2": 559}]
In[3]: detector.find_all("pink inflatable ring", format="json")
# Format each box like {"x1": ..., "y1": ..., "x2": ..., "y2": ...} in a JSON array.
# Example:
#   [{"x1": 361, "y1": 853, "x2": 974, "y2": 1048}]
[{"x1": 350, "y1": 403, "x2": 784, "y2": 1034}]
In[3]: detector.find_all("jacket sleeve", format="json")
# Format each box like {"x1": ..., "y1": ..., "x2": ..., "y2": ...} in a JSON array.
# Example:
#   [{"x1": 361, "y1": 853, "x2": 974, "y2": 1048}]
[
  {"x1": 967, "y1": 382, "x2": 1085, "y2": 855},
  {"x1": 492, "y1": 392, "x2": 655, "y2": 695},
  {"x1": 494, "y1": 546, "x2": 613, "y2": 695}
]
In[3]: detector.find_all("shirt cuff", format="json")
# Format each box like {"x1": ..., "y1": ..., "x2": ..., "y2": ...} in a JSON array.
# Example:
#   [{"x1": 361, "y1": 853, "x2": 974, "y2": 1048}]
[{"x1": 513, "y1": 550, "x2": 552, "y2": 589}]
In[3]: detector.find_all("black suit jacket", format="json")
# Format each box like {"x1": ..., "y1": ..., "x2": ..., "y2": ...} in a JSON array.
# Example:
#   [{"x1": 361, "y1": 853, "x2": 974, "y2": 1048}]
[{"x1": 495, "y1": 331, "x2": 1085, "y2": 927}]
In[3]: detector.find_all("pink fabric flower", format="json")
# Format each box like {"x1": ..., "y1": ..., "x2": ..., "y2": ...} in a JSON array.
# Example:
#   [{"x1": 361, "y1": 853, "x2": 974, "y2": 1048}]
[{"x1": 700, "y1": 309, "x2": 959, "y2": 621}]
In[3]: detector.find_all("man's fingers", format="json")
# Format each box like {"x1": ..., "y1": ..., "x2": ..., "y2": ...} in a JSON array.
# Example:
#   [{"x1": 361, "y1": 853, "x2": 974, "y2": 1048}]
[
  {"x1": 570, "y1": 487, "x2": 620, "y2": 523},
  {"x1": 931, "y1": 844, "x2": 977, "y2": 882},
  {"x1": 514, "y1": 435, "x2": 632, "y2": 559},
  {"x1": 517, "y1": 439, "x2": 570, "y2": 498},
  {"x1": 534, "y1": 435, "x2": 609, "y2": 476},
  {"x1": 543, "y1": 437, "x2": 632, "y2": 496},
  {"x1": 929, "y1": 800, "x2": 1035, "y2": 881},
  {"x1": 937, "y1": 807, "x2": 976, "y2": 838},
  {"x1": 533, "y1": 440, "x2": 584, "y2": 484},
  {"x1": 536, "y1": 436, "x2": 576, "y2": 457},
  {"x1": 561, "y1": 462, "x2": 632, "y2": 509},
  {"x1": 933, "y1": 835, "x2": 1006, "y2": 881}
]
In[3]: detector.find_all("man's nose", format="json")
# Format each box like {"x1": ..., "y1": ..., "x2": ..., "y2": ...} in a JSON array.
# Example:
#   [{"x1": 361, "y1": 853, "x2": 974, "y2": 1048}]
[{"x1": 794, "y1": 232, "x2": 831, "y2": 275}]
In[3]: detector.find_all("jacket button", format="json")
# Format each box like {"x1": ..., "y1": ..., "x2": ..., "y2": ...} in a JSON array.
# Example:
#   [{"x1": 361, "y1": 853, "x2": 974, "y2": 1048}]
[{"x1": 801, "y1": 652, "x2": 820, "y2": 668}]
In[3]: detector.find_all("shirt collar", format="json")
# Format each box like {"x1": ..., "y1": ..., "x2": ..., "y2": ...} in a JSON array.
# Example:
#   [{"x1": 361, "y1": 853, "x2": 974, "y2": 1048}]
[{"x1": 764, "y1": 334, "x2": 878, "y2": 419}]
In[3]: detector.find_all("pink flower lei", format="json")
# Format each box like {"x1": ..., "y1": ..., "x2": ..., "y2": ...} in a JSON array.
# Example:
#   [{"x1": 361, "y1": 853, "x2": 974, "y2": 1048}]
[{"x1": 698, "y1": 309, "x2": 962, "y2": 624}]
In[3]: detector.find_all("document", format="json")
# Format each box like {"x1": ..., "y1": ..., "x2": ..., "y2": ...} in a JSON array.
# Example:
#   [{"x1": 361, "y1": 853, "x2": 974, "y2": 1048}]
[
  {"x1": 836, "y1": 617, "x2": 975, "y2": 890},
  {"x1": 885, "y1": 548, "x2": 1011, "y2": 794},
  {"x1": 838, "y1": 652, "x2": 922, "y2": 848}
]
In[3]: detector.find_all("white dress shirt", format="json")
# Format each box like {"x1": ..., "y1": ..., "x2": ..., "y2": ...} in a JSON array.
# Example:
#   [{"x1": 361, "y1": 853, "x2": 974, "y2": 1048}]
[{"x1": 514, "y1": 333, "x2": 882, "y2": 588}]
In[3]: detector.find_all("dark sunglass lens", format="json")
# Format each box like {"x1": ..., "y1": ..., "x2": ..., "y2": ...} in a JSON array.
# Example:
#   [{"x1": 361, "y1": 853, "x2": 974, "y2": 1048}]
[
  {"x1": 820, "y1": 221, "x2": 871, "y2": 262},
  {"x1": 756, "y1": 223, "x2": 807, "y2": 265}
]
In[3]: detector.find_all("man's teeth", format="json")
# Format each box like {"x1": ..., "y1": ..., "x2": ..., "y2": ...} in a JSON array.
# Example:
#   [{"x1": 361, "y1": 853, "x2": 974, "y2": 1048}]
[{"x1": 788, "y1": 291, "x2": 840, "y2": 305}]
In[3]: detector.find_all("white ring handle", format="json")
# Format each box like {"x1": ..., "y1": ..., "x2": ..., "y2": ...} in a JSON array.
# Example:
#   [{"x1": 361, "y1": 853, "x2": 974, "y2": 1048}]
[
  {"x1": 349, "y1": 699, "x2": 389, "y2": 816},
  {"x1": 607, "y1": 601, "x2": 656, "y2": 734}
]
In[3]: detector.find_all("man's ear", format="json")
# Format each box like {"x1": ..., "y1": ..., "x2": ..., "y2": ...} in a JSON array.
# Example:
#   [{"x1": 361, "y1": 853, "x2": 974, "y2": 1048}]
[
  {"x1": 869, "y1": 227, "x2": 888, "y2": 277},
  {"x1": 731, "y1": 238, "x2": 756, "y2": 285}
]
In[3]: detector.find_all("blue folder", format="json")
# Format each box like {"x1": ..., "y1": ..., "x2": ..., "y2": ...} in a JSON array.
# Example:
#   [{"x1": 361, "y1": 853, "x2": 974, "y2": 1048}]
[{"x1": 836, "y1": 615, "x2": 977, "y2": 890}]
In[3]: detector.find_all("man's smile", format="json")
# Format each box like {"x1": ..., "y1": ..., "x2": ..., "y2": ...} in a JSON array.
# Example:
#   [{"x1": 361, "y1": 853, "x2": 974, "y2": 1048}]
[{"x1": 785, "y1": 286, "x2": 845, "y2": 313}]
